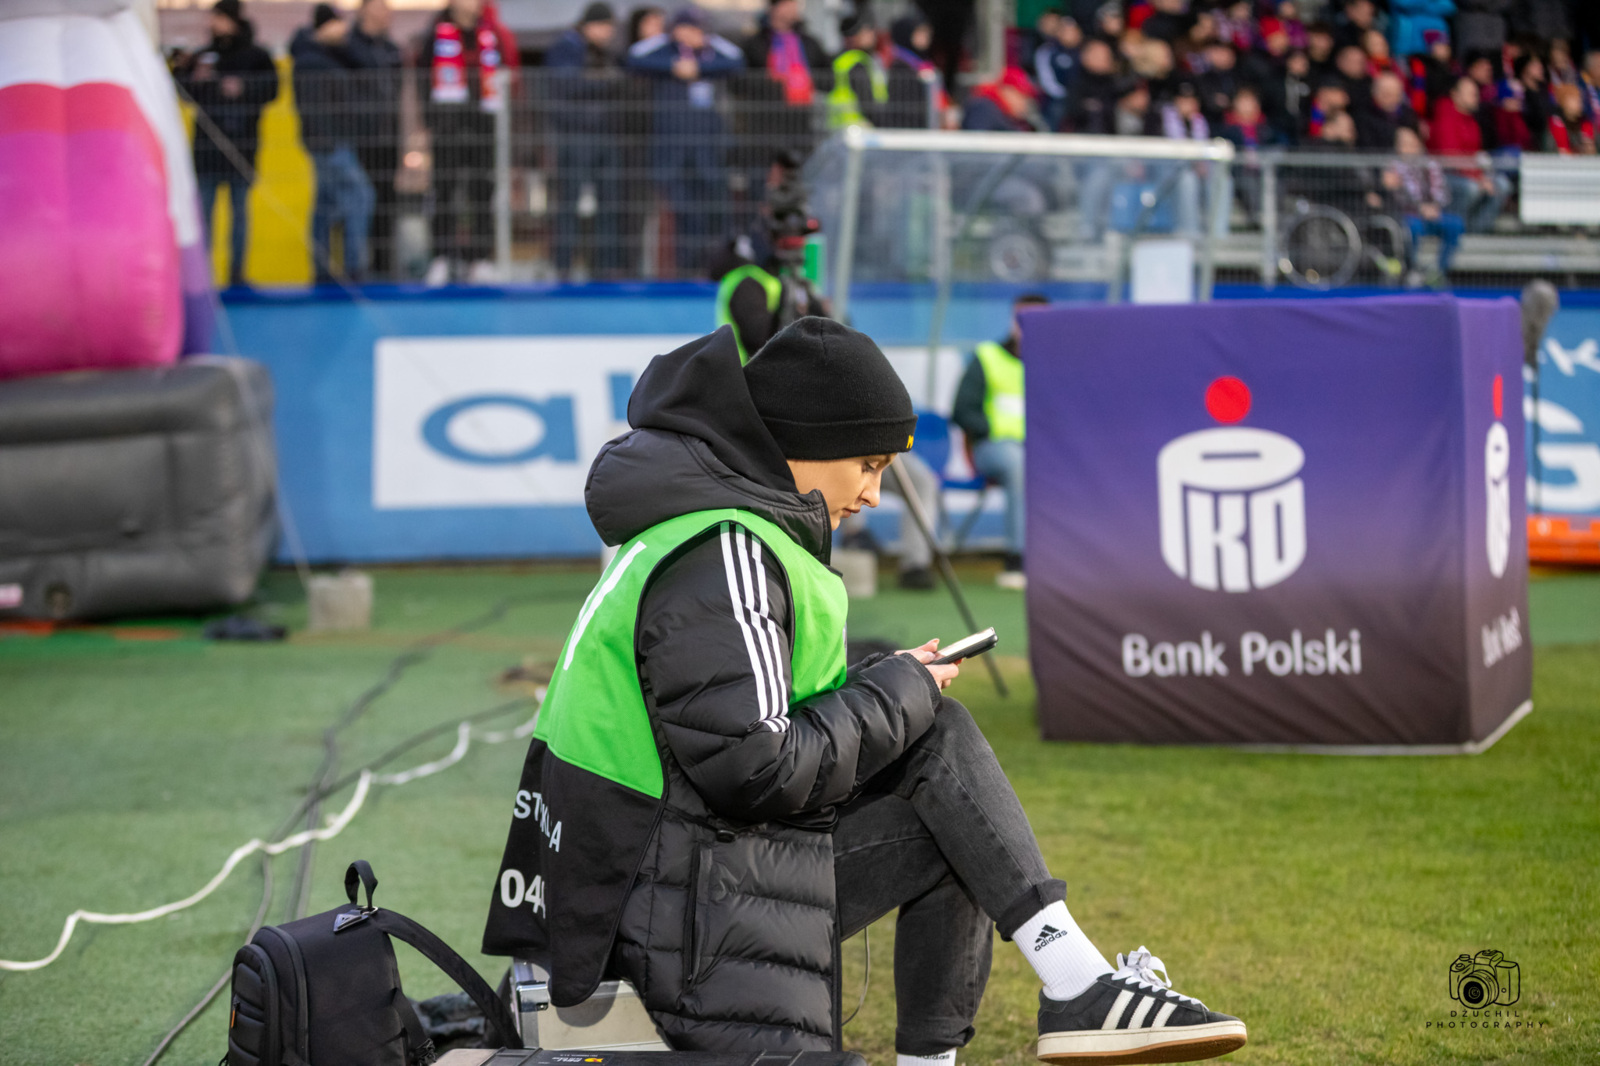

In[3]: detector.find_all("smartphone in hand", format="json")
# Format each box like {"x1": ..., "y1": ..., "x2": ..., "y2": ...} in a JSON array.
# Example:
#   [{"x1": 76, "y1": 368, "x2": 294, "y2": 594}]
[{"x1": 930, "y1": 627, "x2": 997, "y2": 665}]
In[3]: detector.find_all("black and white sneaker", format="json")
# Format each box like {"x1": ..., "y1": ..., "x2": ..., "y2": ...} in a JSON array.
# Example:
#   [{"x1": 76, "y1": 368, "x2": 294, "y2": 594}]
[{"x1": 1036, "y1": 947, "x2": 1246, "y2": 1064}]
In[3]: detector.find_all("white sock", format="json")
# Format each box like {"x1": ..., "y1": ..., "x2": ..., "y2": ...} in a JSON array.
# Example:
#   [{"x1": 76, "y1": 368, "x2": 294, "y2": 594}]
[
  {"x1": 897, "y1": 1051, "x2": 956, "y2": 1066},
  {"x1": 1014, "y1": 900, "x2": 1114, "y2": 1002}
]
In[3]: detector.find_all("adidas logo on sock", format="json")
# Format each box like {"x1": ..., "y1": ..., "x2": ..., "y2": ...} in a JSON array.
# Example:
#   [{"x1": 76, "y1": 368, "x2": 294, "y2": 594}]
[{"x1": 1033, "y1": 924, "x2": 1069, "y2": 951}]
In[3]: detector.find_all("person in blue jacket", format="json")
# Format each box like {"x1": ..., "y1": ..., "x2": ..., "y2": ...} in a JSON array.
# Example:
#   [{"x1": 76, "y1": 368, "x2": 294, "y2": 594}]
[
  {"x1": 626, "y1": 6, "x2": 745, "y2": 275},
  {"x1": 546, "y1": 3, "x2": 625, "y2": 278},
  {"x1": 1389, "y1": 0, "x2": 1455, "y2": 61}
]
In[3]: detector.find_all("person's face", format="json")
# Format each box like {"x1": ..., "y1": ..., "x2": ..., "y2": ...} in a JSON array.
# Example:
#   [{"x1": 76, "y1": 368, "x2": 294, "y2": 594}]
[
  {"x1": 1122, "y1": 87, "x2": 1150, "y2": 114},
  {"x1": 1308, "y1": 30, "x2": 1332, "y2": 61},
  {"x1": 1207, "y1": 44, "x2": 1235, "y2": 70},
  {"x1": 1082, "y1": 40, "x2": 1113, "y2": 74},
  {"x1": 1429, "y1": 39, "x2": 1450, "y2": 62},
  {"x1": 1099, "y1": 11, "x2": 1124, "y2": 35},
  {"x1": 848, "y1": 27, "x2": 876, "y2": 50},
  {"x1": 360, "y1": 0, "x2": 392, "y2": 34},
  {"x1": 1586, "y1": 53, "x2": 1600, "y2": 82},
  {"x1": 1335, "y1": 45, "x2": 1365, "y2": 78},
  {"x1": 673, "y1": 22, "x2": 705, "y2": 49},
  {"x1": 912, "y1": 23, "x2": 933, "y2": 51},
  {"x1": 1453, "y1": 78, "x2": 1479, "y2": 113},
  {"x1": 1145, "y1": 41, "x2": 1173, "y2": 75},
  {"x1": 1363, "y1": 29, "x2": 1387, "y2": 59},
  {"x1": 1373, "y1": 73, "x2": 1403, "y2": 110},
  {"x1": 1265, "y1": 30, "x2": 1290, "y2": 56},
  {"x1": 1523, "y1": 57, "x2": 1545, "y2": 85},
  {"x1": 1396, "y1": 127, "x2": 1422, "y2": 154},
  {"x1": 450, "y1": 0, "x2": 482, "y2": 27},
  {"x1": 1557, "y1": 86, "x2": 1583, "y2": 120},
  {"x1": 1189, "y1": 12, "x2": 1215, "y2": 43},
  {"x1": 1287, "y1": 51, "x2": 1309, "y2": 76},
  {"x1": 1177, "y1": 93, "x2": 1199, "y2": 116},
  {"x1": 1234, "y1": 91, "x2": 1260, "y2": 121},
  {"x1": 1347, "y1": 0, "x2": 1373, "y2": 28},
  {"x1": 1467, "y1": 57, "x2": 1492, "y2": 84},
  {"x1": 209, "y1": 11, "x2": 238, "y2": 37},
  {"x1": 1056, "y1": 19, "x2": 1081, "y2": 47},
  {"x1": 638, "y1": 9, "x2": 665, "y2": 39},
  {"x1": 1322, "y1": 113, "x2": 1354, "y2": 141},
  {"x1": 769, "y1": 0, "x2": 798, "y2": 32},
  {"x1": 787, "y1": 455, "x2": 894, "y2": 529},
  {"x1": 1036, "y1": 11, "x2": 1061, "y2": 37},
  {"x1": 1278, "y1": 0, "x2": 1298, "y2": 18},
  {"x1": 999, "y1": 84, "x2": 1032, "y2": 117},
  {"x1": 582, "y1": 18, "x2": 616, "y2": 45}
]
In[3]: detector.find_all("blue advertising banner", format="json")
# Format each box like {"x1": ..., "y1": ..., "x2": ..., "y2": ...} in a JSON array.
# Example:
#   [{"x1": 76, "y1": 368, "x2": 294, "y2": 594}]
[
  {"x1": 1022, "y1": 296, "x2": 1531, "y2": 749},
  {"x1": 1529, "y1": 308, "x2": 1600, "y2": 549}
]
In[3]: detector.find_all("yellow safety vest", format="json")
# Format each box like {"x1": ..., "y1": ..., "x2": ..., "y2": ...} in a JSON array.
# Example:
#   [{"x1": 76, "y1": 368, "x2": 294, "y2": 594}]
[
  {"x1": 715, "y1": 263, "x2": 783, "y2": 364},
  {"x1": 975, "y1": 341, "x2": 1024, "y2": 441},
  {"x1": 828, "y1": 50, "x2": 888, "y2": 129}
]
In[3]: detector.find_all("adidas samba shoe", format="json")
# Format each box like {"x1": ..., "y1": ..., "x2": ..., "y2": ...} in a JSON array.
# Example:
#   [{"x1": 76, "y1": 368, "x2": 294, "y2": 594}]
[{"x1": 1037, "y1": 947, "x2": 1246, "y2": 1064}]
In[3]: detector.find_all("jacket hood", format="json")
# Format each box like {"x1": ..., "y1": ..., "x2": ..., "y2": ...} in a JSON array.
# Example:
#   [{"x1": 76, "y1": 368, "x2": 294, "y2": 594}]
[{"x1": 585, "y1": 327, "x2": 834, "y2": 559}]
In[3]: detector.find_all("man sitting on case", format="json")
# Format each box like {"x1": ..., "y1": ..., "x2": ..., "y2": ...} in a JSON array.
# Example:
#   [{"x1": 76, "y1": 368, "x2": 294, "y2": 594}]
[{"x1": 484, "y1": 319, "x2": 1247, "y2": 1066}]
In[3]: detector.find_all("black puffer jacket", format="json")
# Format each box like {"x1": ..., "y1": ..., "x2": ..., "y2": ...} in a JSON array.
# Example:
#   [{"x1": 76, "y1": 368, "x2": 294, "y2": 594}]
[{"x1": 484, "y1": 329, "x2": 939, "y2": 1051}]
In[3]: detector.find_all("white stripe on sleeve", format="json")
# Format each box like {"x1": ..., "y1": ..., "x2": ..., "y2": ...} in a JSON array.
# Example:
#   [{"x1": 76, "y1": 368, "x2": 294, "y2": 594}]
[
  {"x1": 743, "y1": 529, "x2": 791, "y2": 730},
  {"x1": 720, "y1": 524, "x2": 772, "y2": 725}
]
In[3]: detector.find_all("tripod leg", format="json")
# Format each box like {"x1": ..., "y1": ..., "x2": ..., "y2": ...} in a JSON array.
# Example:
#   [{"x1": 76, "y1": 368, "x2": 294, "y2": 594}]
[{"x1": 888, "y1": 463, "x2": 1009, "y2": 698}]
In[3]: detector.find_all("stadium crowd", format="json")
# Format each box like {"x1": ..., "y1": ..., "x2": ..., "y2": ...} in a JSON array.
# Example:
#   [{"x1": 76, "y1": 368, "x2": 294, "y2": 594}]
[{"x1": 170, "y1": 0, "x2": 1598, "y2": 283}]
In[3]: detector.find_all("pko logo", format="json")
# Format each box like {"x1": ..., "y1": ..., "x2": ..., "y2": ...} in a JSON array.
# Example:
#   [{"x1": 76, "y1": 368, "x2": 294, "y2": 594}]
[
  {"x1": 1485, "y1": 374, "x2": 1511, "y2": 579},
  {"x1": 1158, "y1": 377, "x2": 1306, "y2": 592}
]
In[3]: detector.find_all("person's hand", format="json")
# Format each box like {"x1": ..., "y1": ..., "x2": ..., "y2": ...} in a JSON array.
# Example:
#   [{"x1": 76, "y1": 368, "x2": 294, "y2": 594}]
[
  {"x1": 671, "y1": 56, "x2": 699, "y2": 81},
  {"x1": 1421, "y1": 202, "x2": 1440, "y2": 220},
  {"x1": 220, "y1": 74, "x2": 244, "y2": 98},
  {"x1": 899, "y1": 639, "x2": 960, "y2": 690}
]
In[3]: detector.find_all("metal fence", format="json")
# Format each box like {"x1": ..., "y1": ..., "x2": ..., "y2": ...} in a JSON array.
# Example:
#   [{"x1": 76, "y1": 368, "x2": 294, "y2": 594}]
[{"x1": 186, "y1": 65, "x2": 1600, "y2": 290}]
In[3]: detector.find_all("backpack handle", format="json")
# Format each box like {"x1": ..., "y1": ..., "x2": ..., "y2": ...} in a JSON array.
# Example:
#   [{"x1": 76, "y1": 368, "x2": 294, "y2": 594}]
[
  {"x1": 371, "y1": 909, "x2": 524, "y2": 1050},
  {"x1": 345, "y1": 860, "x2": 379, "y2": 909}
]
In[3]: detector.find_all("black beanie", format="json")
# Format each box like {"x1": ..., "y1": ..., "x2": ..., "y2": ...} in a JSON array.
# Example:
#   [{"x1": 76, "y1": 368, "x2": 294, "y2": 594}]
[{"x1": 744, "y1": 317, "x2": 917, "y2": 461}]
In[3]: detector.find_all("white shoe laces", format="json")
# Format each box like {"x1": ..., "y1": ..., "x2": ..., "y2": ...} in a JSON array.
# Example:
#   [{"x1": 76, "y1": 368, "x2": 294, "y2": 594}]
[{"x1": 1113, "y1": 946, "x2": 1203, "y2": 1007}]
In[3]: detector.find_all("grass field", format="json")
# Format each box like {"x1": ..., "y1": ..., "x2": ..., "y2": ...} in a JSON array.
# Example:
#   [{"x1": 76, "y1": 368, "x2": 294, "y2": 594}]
[{"x1": 1, "y1": 564, "x2": 1596, "y2": 1066}]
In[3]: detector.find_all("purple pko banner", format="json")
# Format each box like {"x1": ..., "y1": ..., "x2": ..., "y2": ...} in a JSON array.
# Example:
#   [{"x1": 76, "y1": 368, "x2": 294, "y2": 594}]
[{"x1": 1022, "y1": 296, "x2": 1531, "y2": 749}]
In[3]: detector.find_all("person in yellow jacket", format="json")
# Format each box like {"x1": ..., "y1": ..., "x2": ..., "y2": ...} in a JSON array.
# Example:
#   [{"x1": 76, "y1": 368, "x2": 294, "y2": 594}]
[
  {"x1": 950, "y1": 293, "x2": 1049, "y2": 589},
  {"x1": 828, "y1": 11, "x2": 888, "y2": 128}
]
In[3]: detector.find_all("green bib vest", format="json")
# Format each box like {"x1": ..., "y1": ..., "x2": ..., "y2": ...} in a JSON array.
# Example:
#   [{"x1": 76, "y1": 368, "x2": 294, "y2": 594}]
[
  {"x1": 715, "y1": 264, "x2": 783, "y2": 364},
  {"x1": 975, "y1": 340, "x2": 1025, "y2": 442},
  {"x1": 534, "y1": 509, "x2": 849, "y2": 799},
  {"x1": 828, "y1": 50, "x2": 887, "y2": 129}
]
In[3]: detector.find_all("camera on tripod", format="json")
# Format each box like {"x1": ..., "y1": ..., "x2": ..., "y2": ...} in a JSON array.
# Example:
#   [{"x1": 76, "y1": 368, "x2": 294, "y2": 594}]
[{"x1": 1448, "y1": 949, "x2": 1520, "y2": 1007}]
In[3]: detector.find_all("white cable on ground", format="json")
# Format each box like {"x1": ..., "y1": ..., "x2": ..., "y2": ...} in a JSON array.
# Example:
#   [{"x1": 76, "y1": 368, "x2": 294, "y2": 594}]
[
  {"x1": 0, "y1": 773, "x2": 373, "y2": 973},
  {"x1": 0, "y1": 691, "x2": 545, "y2": 973}
]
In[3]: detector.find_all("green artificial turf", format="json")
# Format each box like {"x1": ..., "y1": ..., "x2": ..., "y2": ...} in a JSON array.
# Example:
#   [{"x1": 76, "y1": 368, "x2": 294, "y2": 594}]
[{"x1": 0, "y1": 563, "x2": 1595, "y2": 1065}]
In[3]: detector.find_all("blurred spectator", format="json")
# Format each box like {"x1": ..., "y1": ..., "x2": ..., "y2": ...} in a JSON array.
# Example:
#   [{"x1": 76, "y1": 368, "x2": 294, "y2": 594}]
[
  {"x1": 1361, "y1": 29, "x2": 1402, "y2": 80},
  {"x1": 1429, "y1": 75, "x2": 1511, "y2": 231},
  {"x1": 1263, "y1": 48, "x2": 1316, "y2": 134},
  {"x1": 423, "y1": 0, "x2": 518, "y2": 285},
  {"x1": 1581, "y1": 52, "x2": 1600, "y2": 118},
  {"x1": 547, "y1": 3, "x2": 624, "y2": 280},
  {"x1": 1130, "y1": 37, "x2": 1179, "y2": 101},
  {"x1": 629, "y1": 5, "x2": 665, "y2": 45},
  {"x1": 1112, "y1": 76, "x2": 1153, "y2": 135},
  {"x1": 1383, "y1": 125, "x2": 1461, "y2": 282},
  {"x1": 1405, "y1": 29, "x2": 1456, "y2": 116},
  {"x1": 1545, "y1": 39, "x2": 1578, "y2": 89},
  {"x1": 1464, "y1": 51, "x2": 1501, "y2": 147},
  {"x1": 743, "y1": 0, "x2": 828, "y2": 96},
  {"x1": 961, "y1": 67, "x2": 1044, "y2": 131},
  {"x1": 1334, "y1": 0, "x2": 1384, "y2": 51},
  {"x1": 1454, "y1": 0, "x2": 1511, "y2": 58},
  {"x1": 1389, "y1": 0, "x2": 1455, "y2": 61},
  {"x1": 1305, "y1": 81, "x2": 1351, "y2": 139},
  {"x1": 828, "y1": 12, "x2": 888, "y2": 128},
  {"x1": 1275, "y1": 1, "x2": 1310, "y2": 49},
  {"x1": 176, "y1": 0, "x2": 279, "y2": 288},
  {"x1": 1547, "y1": 84, "x2": 1596, "y2": 153},
  {"x1": 1161, "y1": 80, "x2": 1209, "y2": 139},
  {"x1": 292, "y1": 4, "x2": 375, "y2": 284},
  {"x1": 1093, "y1": 2, "x2": 1127, "y2": 41},
  {"x1": 1018, "y1": 7, "x2": 1063, "y2": 73},
  {"x1": 1033, "y1": 15, "x2": 1083, "y2": 130},
  {"x1": 1197, "y1": 42, "x2": 1242, "y2": 122},
  {"x1": 346, "y1": 0, "x2": 402, "y2": 278},
  {"x1": 1493, "y1": 53, "x2": 1548, "y2": 152},
  {"x1": 1067, "y1": 36, "x2": 1121, "y2": 132},
  {"x1": 627, "y1": 6, "x2": 743, "y2": 274},
  {"x1": 1141, "y1": 0, "x2": 1197, "y2": 44},
  {"x1": 1213, "y1": 0, "x2": 1256, "y2": 50},
  {"x1": 1334, "y1": 44, "x2": 1373, "y2": 109},
  {"x1": 1221, "y1": 86, "x2": 1282, "y2": 219},
  {"x1": 1356, "y1": 70, "x2": 1420, "y2": 148},
  {"x1": 887, "y1": 15, "x2": 949, "y2": 127},
  {"x1": 1306, "y1": 21, "x2": 1338, "y2": 80}
]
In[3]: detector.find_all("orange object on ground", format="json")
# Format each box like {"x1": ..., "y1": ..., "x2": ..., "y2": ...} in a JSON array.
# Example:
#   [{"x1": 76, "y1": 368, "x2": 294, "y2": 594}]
[{"x1": 1529, "y1": 515, "x2": 1600, "y2": 565}]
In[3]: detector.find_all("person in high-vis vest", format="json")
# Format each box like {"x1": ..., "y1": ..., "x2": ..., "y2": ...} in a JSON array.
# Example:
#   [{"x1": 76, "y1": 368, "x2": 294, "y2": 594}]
[
  {"x1": 713, "y1": 248, "x2": 784, "y2": 362},
  {"x1": 828, "y1": 12, "x2": 888, "y2": 128},
  {"x1": 952, "y1": 293, "x2": 1049, "y2": 589},
  {"x1": 484, "y1": 318, "x2": 1248, "y2": 1065}
]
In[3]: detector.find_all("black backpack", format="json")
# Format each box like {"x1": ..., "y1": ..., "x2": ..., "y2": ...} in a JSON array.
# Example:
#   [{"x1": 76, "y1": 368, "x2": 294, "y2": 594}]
[{"x1": 226, "y1": 860, "x2": 523, "y2": 1066}]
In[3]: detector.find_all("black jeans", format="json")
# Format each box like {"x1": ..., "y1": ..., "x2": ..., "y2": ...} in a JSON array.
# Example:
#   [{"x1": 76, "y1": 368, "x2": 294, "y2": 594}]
[{"x1": 834, "y1": 698, "x2": 1065, "y2": 1054}]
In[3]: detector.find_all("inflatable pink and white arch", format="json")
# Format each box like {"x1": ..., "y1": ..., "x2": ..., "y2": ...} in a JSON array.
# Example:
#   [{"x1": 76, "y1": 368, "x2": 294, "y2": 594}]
[{"x1": 0, "y1": 0, "x2": 215, "y2": 381}]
